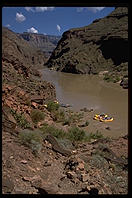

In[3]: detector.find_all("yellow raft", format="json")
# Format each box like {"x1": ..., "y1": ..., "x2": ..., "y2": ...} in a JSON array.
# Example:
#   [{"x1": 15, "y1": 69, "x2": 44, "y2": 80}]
[
  {"x1": 100, "y1": 117, "x2": 113, "y2": 122},
  {"x1": 93, "y1": 113, "x2": 113, "y2": 122},
  {"x1": 93, "y1": 113, "x2": 107, "y2": 121}
]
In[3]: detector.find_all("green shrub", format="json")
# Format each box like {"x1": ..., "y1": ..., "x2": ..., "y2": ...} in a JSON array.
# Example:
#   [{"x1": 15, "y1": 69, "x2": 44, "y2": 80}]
[
  {"x1": 10, "y1": 109, "x2": 31, "y2": 129},
  {"x1": 113, "y1": 76, "x2": 120, "y2": 83},
  {"x1": 85, "y1": 130, "x2": 104, "y2": 141},
  {"x1": 30, "y1": 109, "x2": 45, "y2": 124},
  {"x1": 90, "y1": 154, "x2": 107, "y2": 169},
  {"x1": 103, "y1": 73, "x2": 113, "y2": 82},
  {"x1": 40, "y1": 124, "x2": 66, "y2": 139},
  {"x1": 103, "y1": 73, "x2": 121, "y2": 83},
  {"x1": 68, "y1": 127, "x2": 86, "y2": 141},
  {"x1": 52, "y1": 109, "x2": 65, "y2": 122},
  {"x1": 84, "y1": 120, "x2": 89, "y2": 126},
  {"x1": 51, "y1": 128, "x2": 66, "y2": 139},
  {"x1": 47, "y1": 101, "x2": 59, "y2": 112},
  {"x1": 18, "y1": 129, "x2": 43, "y2": 155},
  {"x1": 63, "y1": 111, "x2": 84, "y2": 126},
  {"x1": 63, "y1": 119, "x2": 71, "y2": 126},
  {"x1": 25, "y1": 99, "x2": 31, "y2": 106}
]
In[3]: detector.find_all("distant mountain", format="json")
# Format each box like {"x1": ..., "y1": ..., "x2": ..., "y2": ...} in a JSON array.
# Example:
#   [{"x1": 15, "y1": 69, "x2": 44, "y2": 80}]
[
  {"x1": 18, "y1": 32, "x2": 61, "y2": 57},
  {"x1": 46, "y1": 7, "x2": 128, "y2": 76},
  {"x1": 2, "y1": 27, "x2": 48, "y2": 69}
]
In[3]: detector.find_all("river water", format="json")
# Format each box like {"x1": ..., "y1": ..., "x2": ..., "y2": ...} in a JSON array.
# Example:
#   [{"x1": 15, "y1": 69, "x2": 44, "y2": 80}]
[{"x1": 40, "y1": 68, "x2": 128, "y2": 137}]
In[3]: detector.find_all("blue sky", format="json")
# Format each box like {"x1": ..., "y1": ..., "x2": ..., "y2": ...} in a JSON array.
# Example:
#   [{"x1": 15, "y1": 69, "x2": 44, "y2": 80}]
[{"x1": 2, "y1": 7, "x2": 115, "y2": 36}]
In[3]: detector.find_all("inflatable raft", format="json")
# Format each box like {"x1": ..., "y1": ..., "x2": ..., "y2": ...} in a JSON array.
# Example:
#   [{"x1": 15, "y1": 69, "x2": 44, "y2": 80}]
[
  {"x1": 100, "y1": 117, "x2": 113, "y2": 122},
  {"x1": 93, "y1": 113, "x2": 113, "y2": 122},
  {"x1": 93, "y1": 113, "x2": 107, "y2": 121}
]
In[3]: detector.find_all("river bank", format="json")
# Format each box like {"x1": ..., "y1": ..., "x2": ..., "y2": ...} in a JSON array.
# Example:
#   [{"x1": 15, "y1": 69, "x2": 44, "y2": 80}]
[
  {"x1": 2, "y1": 99, "x2": 128, "y2": 194},
  {"x1": 2, "y1": 68, "x2": 128, "y2": 194},
  {"x1": 39, "y1": 68, "x2": 128, "y2": 138}
]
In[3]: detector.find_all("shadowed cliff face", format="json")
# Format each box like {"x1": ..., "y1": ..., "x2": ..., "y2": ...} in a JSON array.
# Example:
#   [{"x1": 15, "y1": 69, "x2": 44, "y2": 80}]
[
  {"x1": 98, "y1": 38, "x2": 128, "y2": 66},
  {"x1": 46, "y1": 7, "x2": 128, "y2": 75}
]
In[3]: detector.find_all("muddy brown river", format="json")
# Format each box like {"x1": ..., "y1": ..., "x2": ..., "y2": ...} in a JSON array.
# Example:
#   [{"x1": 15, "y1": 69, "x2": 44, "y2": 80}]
[{"x1": 40, "y1": 68, "x2": 128, "y2": 138}]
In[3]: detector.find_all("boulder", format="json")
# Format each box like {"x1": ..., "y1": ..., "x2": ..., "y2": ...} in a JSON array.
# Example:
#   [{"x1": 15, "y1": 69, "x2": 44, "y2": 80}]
[
  {"x1": 77, "y1": 162, "x2": 85, "y2": 171},
  {"x1": 81, "y1": 173, "x2": 90, "y2": 182},
  {"x1": 2, "y1": 105, "x2": 17, "y2": 133},
  {"x1": 120, "y1": 77, "x2": 128, "y2": 89},
  {"x1": 66, "y1": 171, "x2": 77, "y2": 179},
  {"x1": 31, "y1": 95, "x2": 44, "y2": 105}
]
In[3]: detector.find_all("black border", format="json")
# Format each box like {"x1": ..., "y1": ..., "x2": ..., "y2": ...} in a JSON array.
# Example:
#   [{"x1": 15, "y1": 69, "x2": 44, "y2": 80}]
[{"x1": 1, "y1": 0, "x2": 131, "y2": 197}]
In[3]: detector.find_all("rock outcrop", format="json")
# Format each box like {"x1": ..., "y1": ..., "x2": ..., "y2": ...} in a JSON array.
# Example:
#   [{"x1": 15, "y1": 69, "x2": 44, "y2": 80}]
[
  {"x1": 2, "y1": 26, "x2": 56, "y2": 133},
  {"x1": 2, "y1": 27, "x2": 56, "y2": 103},
  {"x1": 18, "y1": 32, "x2": 61, "y2": 58},
  {"x1": 46, "y1": 7, "x2": 128, "y2": 76},
  {"x1": 2, "y1": 27, "x2": 47, "y2": 68}
]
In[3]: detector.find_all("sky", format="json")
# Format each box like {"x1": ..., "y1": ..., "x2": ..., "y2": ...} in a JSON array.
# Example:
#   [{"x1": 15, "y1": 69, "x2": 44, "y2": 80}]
[{"x1": 2, "y1": 7, "x2": 115, "y2": 36}]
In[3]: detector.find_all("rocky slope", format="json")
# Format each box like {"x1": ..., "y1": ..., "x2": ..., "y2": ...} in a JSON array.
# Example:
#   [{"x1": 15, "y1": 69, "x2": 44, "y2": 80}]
[
  {"x1": 2, "y1": 20, "x2": 128, "y2": 194},
  {"x1": 2, "y1": 121, "x2": 128, "y2": 194},
  {"x1": 18, "y1": 32, "x2": 61, "y2": 58},
  {"x1": 2, "y1": 27, "x2": 48, "y2": 68},
  {"x1": 46, "y1": 7, "x2": 128, "y2": 78},
  {"x1": 2, "y1": 26, "x2": 56, "y2": 128}
]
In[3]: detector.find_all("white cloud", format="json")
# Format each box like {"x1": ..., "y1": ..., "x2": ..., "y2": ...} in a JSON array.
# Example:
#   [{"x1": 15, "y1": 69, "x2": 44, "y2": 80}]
[
  {"x1": 87, "y1": 7, "x2": 105, "y2": 13},
  {"x1": 27, "y1": 27, "x2": 38, "y2": 33},
  {"x1": 77, "y1": 7, "x2": 105, "y2": 13},
  {"x1": 35, "y1": 7, "x2": 55, "y2": 12},
  {"x1": 43, "y1": 33, "x2": 47, "y2": 35},
  {"x1": 57, "y1": 24, "x2": 61, "y2": 32},
  {"x1": 76, "y1": 7, "x2": 84, "y2": 12},
  {"x1": 6, "y1": 24, "x2": 11, "y2": 28},
  {"x1": 25, "y1": 7, "x2": 34, "y2": 12},
  {"x1": 24, "y1": 7, "x2": 55, "y2": 12},
  {"x1": 16, "y1": 12, "x2": 26, "y2": 22}
]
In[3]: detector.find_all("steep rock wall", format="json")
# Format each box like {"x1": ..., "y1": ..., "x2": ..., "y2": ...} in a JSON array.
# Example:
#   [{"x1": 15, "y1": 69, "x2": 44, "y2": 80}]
[{"x1": 46, "y1": 7, "x2": 128, "y2": 75}]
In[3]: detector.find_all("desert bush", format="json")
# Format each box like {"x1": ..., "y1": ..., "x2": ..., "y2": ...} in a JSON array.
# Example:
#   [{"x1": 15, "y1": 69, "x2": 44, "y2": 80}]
[
  {"x1": 89, "y1": 130, "x2": 103, "y2": 139},
  {"x1": 113, "y1": 76, "x2": 120, "y2": 83},
  {"x1": 103, "y1": 73, "x2": 114, "y2": 82},
  {"x1": 30, "y1": 109, "x2": 45, "y2": 124},
  {"x1": 40, "y1": 124, "x2": 66, "y2": 139},
  {"x1": 90, "y1": 154, "x2": 108, "y2": 169},
  {"x1": 57, "y1": 138, "x2": 74, "y2": 150},
  {"x1": 83, "y1": 120, "x2": 89, "y2": 127},
  {"x1": 47, "y1": 101, "x2": 59, "y2": 112},
  {"x1": 63, "y1": 110, "x2": 84, "y2": 125},
  {"x1": 18, "y1": 129, "x2": 43, "y2": 155},
  {"x1": 68, "y1": 126, "x2": 86, "y2": 141},
  {"x1": 52, "y1": 109, "x2": 65, "y2": 122},
  {"x1": 83, "y1": 130, "x2": 104, "y2": 142},
  {"x1": 25, "y1": 99, "x2": 31, "y2": 106},
  {"x1": 103, "y1": 73, "x2": 120, "y2": 83},
  {"x1": 10, "y1": 109, "x2": 31, "y2": 129}
]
